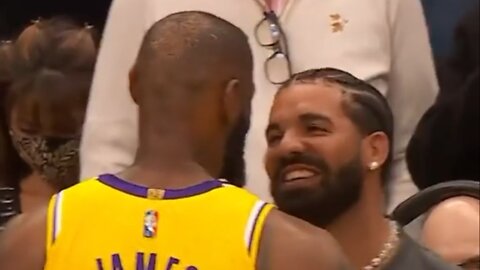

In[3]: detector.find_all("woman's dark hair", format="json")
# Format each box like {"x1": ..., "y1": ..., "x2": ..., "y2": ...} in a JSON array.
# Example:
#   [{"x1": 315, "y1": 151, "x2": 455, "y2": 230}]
[
  {"x1": 6, "y1": 17, "x2": 97, "y2": 114},
  {"x1": 0, "y1": 17, "x2": 98, "y2": 187}
]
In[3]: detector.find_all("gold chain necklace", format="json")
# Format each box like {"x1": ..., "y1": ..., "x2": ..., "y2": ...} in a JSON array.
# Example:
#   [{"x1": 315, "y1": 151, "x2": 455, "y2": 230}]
[{"x1": 363, "y1": 222, "x2": 401, "y2": 270}]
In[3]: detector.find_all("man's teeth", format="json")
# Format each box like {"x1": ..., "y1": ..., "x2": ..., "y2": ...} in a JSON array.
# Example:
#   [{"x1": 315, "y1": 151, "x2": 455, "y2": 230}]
[{"x1": 284, "y1": 169, "x2": 316, "y2": 181}]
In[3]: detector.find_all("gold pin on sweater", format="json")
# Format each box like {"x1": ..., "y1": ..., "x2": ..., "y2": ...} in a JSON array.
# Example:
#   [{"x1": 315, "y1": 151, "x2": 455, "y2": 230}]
[{"x1": 330, "y1": 14, "x2": 349, "y2": 33}]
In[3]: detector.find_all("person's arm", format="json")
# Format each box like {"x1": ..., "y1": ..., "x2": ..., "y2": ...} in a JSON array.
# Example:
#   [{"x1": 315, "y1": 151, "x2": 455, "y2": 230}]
[
  {"x1": 257, "y1": 209, "x2": 353, "y2": 270},
  {"x1": 385, "y1": 0, "x2": 439, "y2": 208},
  {"x1": 79, "y1": 0, "x2": 149, "y2": 179},
  {"x1": 0, "y1": 210, "x2": 47, "y2": 270}
]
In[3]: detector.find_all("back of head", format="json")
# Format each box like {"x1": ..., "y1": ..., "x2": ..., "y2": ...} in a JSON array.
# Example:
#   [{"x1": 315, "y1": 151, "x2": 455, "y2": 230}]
[
  {"x1": 2, "y1": 17, "x2": 97, "y2": 189},
  {"x1": 131, "y1": 11, "x2": 254, "y2": 177},
  {"x1": 134, "y1": 11, "x2": 253, "y2": 90},
  {"x1": 422, "y1": 196, "x2": 479, "y2": 265}
]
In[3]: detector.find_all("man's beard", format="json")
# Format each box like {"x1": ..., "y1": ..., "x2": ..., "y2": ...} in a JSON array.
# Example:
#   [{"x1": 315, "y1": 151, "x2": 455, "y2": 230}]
[
  {"x1": 219, "y1": 112, "x2": 250, "y2": 187},
  {"x1": 271, "y1": 152, "x2": 363, "y2": 228}
]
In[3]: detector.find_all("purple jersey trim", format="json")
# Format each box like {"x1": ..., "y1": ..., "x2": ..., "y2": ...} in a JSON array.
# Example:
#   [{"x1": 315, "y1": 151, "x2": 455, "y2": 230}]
[{"x1": 97, "y1": 174, "x2": 224, "y2": 199}]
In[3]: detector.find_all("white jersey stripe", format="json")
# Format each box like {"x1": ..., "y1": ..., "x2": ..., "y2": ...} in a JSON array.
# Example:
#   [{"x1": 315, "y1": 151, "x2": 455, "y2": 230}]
[
  {"x1": 52, "y1": 191, "x2": 64, "y2": 242},
  {"x1": 244, "y1": 200, "x2": 267, "y2": 251}
]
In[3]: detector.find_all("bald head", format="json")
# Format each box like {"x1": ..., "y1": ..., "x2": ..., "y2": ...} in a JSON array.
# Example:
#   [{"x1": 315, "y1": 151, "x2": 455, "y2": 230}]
[
  {"x1": 130, "y1": 11, "x2": 254, "y2": 179},
  {"x1": 134, "y1": 11, "x2": 253, "y2": 96},
  {"x1": 422, "y1": 196, "x2": 480, "y2": 265}
]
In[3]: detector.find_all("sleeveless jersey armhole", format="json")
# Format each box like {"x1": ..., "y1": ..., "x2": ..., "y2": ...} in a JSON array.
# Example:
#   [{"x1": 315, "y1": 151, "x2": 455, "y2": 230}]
[
  {"x1": 244, "y1": 200, "x2": 275, "y2": 265},
  {"x1": 45, "y1": 191, "x2": 63, "y2": 255}
]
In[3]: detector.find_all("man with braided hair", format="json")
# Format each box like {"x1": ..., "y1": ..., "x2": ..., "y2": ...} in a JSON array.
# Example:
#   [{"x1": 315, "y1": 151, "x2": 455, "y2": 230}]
[{"x1": 264, "y1": 68, "x2": 459, "y2": 269}]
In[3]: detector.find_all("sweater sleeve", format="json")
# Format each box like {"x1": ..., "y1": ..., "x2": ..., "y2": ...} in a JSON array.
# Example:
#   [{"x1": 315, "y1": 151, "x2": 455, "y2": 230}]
[
  {"x1": 79, "y1": 0, "x2": 148, "y2": 179},
  {"x1": 386, "y1": 0, "x2": 439, "y2": 159},
  {"x1": 385, "y1": 0, "x2": 439, "y2": 208}
]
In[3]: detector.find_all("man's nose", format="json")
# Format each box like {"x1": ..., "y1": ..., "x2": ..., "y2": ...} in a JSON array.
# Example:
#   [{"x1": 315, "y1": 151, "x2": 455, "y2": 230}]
[{"x1": 278, "y1": 130, "x2": 305, "y2": 155}]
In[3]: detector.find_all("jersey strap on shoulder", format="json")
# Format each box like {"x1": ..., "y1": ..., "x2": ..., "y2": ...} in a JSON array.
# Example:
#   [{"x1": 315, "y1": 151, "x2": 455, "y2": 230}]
[
  {"x1": 244, "y1": 200, "x2": 274, "y2": 263},
  {"x1": 46, "y1": 191, "x2": 64, "y2": 254}
]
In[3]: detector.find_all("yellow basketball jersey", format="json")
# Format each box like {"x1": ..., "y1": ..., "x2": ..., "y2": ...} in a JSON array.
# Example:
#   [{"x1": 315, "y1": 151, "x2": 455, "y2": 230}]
[{"x1": 44, "y1": 174, "x2": 274, "y2": 270}]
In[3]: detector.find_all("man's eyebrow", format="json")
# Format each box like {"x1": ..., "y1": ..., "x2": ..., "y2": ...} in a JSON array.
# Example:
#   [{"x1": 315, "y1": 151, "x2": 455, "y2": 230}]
[{"x1": 299, "y1": 112, "x2": 333, "y2": 125}]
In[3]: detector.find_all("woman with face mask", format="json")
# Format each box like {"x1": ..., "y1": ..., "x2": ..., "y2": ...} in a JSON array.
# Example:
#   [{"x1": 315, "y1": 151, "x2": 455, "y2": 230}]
[{"x1": 0, "y1": 18, "x2": 97, "y2": 228}]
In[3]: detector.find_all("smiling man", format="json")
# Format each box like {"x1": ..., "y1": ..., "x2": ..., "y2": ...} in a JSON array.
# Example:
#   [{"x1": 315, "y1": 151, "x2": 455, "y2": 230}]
[{"x1": 264, "y1": 68, "x2": 459, "y2": 270}]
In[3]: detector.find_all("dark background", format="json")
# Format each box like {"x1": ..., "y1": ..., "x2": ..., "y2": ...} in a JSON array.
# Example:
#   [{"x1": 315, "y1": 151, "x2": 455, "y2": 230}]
[{"x1": 0, "y1": 0, "x2": 112, "y2": 39}]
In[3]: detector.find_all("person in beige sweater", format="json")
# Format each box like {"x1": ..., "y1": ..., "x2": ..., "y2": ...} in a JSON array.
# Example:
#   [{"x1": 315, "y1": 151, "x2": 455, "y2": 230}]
[{"x1": 80, "y1": 0, "x2": 438, "y2": 211}]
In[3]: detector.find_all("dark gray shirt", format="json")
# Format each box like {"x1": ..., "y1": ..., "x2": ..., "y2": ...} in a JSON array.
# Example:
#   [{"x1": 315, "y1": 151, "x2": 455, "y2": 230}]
[{"x1": 385, "y1": 232, "x2": 461, "y2": 270}]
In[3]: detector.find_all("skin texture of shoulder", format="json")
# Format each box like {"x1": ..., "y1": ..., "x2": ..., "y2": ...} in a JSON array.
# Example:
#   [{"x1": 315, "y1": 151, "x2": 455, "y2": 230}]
[
  {"x1": 257, "y1": 208, "x2": 353, "y2": 270},
  {"x1": 0, "y1": 208, "x2": 47, "y2": 270},
  {"x1": 422, "y1": 196, "x2": 480, "y2": 264}
]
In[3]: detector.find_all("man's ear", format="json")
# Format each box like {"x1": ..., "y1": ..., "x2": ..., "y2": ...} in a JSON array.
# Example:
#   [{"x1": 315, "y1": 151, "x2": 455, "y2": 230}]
[
  {"x1": 129, "y1": 66, "x2": 139, "y2": 104},
  {"x1": 222, "y1": 78, "x2": 242, "y2": 130},
  {"x1": 362, "y1": 131, "x2": 389, "y2": 170}
]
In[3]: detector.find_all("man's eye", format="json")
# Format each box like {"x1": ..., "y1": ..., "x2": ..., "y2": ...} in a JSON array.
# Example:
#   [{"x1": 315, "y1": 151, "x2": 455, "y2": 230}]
[
  {"x1": 306, "y1": 125, "x2": 328, "y2": 133},
  {"x1": 266, "y1": 133, "x2": 283, "y2": 145}
]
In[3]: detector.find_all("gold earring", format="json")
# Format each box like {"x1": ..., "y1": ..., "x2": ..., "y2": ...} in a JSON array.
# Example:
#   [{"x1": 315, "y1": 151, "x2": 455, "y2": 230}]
[{"x1": 369, "y1": 161, "x2": 379, "y2": 171}]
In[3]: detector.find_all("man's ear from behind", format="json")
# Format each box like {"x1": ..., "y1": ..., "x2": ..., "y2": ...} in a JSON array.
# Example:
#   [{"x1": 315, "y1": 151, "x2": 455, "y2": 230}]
[
  {"x1": 128, "y1": 66, "x2": 140, "y2": 105},
  {"x1": 222, "y1": 78, "x2": 243, "y2": 130}
]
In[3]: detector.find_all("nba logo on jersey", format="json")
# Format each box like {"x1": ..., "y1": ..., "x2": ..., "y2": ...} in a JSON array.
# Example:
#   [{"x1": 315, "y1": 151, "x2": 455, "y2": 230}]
[{"x1": 143, "y1": 210, "x2": 158, "y2": 238}]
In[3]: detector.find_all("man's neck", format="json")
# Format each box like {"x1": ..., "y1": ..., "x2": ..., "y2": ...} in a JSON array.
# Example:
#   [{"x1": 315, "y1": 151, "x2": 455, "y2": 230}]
[
  {"x1": 325, "y1": 185, "x2": 390, "y2": 269},
  {"x1": 123, "y1": 134, "x2": 213, "y2": 189},
  {"x1": 119, "y1": 161, "x2": 212, "y2": 190}
]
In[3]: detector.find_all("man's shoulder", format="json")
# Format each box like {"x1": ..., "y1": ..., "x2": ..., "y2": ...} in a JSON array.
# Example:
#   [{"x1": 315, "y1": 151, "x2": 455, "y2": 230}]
[
  {"x1": 0, "y1": 207, "x2": 47, "y2": 270},
  {"x1": 258, "y1": 209, "x2": 354, "y2": 269},
  {"x1": 263, "y1": 209, "x2": 342, "y2": 254}
]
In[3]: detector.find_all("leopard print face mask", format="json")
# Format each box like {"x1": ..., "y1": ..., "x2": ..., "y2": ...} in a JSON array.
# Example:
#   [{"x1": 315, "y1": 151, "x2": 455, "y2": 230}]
[{"x1": 9, "y1": 131, "x2": 80, "y2": 190}]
